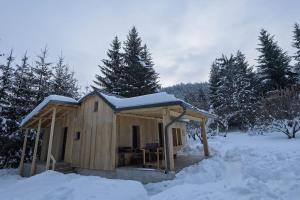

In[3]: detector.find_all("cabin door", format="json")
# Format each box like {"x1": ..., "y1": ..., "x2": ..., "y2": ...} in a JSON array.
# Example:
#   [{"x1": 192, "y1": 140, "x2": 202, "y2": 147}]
[
  {"x1": 132, "y1": 125, "x2": 140, "y2": 149},
  {"x1": 158, "y1": 123, "x2": 164, "y2": 147},
  {"x1": 61, "y1": 127, "x2": 68, "y2": 161}
]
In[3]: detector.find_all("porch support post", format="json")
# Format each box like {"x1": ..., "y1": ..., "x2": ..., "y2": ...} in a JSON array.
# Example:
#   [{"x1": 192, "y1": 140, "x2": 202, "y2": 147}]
[
  {"x1": 162, "y1": 109, "x2": 174, "y2": 171},
  {"x1": 200, "y1": 119, "x2": 209, "y2": 156},
  {"x1": 19, "y1": 129, "x2": 29, "y2": 176},
  {"x1": 30, "y1": 118, "x2": 42, "y2": 176},
  {"x1": 111, "y1": 113, "x2": 117, "y2": 169},
  {"x1": 46, "y1": 107, "x2": 56, "y2": 170}
]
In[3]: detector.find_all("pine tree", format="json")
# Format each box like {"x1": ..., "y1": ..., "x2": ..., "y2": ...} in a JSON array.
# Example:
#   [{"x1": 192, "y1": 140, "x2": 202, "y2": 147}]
[
  {"x1": 257, "y1": 29, "x2": 296, "y2": 92},
  {"x1": 122, "y1": 27, "x2": 160, "y2": 97},
  {"x1": 94, "y1": 36, "x2": 124, "y2": 95},
  {"x1": 233, "y1": 51, "x2": 258, "y2": 127},
  {"x1": 0, "y1": 50, "x2": 22, "y2": 168},
  {"x1": 292, "y1": 23, "x2": 300, "y2": 84},
  {"x1": 32, "y1": 47, "x2": 52, "y2": 103},
  {"x1": 209, "y1": 51, "x2": 258, "y2": 130},
  {"x1": 2, "y1": 53, "x2": 36, "y2": 169},
  {"x1": 52, "y1": 55, "x2": 79, "y2": 99},
  {"x1": 139, "y1": 45, "x2": 160, "y2": 94},
  {"x1": 209, "y1": 61, "x2": 222, "y2": 110},
  {"x1": 10, "y1": 52, "x2": 35, "y2": 121},
  {"x1": 0, "y1": 50, "x2": 14, "y2": 135}
]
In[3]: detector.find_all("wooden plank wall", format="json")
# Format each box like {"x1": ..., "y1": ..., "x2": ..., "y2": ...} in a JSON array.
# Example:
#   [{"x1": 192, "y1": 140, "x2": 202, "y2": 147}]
[
  {"x1": 40, "y1": 95, "x2": 116, "y2": 170},
  {"x1": 118, "y1": 116, "x2": 159, "y2": 147}
]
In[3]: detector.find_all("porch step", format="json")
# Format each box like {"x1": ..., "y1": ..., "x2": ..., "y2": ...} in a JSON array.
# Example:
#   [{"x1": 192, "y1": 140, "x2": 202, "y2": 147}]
[{"x1": 54, "y1": 163, "x2": 75, "y2": 174}]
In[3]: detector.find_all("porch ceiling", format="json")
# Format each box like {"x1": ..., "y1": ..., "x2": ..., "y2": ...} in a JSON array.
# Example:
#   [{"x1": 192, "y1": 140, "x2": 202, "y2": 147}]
[
  {"x1": 117, "y1": 105, "x2": 207, "y2": 122},
  {"x1": 22, "y1": 103, "x2": 78, "y2": 129}
]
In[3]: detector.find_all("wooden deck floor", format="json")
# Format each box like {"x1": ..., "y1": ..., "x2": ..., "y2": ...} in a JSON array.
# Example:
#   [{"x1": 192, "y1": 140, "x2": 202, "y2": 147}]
[{"x1": 174, "y1": 154, "x2": 204, "y2": 172}]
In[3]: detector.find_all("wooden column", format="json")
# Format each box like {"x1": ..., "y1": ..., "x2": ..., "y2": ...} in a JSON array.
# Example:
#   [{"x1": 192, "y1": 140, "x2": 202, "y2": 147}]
[
  {"x1": 162, "y1": 109, "x2": 174, "y2": 171},
  {"x1": 111, "y1": 113, "x2": 117, "y2": 169},
  {"x1": 46, "y1": 107, "x2": 56, "y2": 170},
  {"x1": 30, "y1": 118, "x2": 42, "y2": 176},
  {"x1": 19, "y1": 129, "x2": 29, "y2": 176},
  {"x1": 200, "y1": 119, "x2": 209, "y2": 156}
]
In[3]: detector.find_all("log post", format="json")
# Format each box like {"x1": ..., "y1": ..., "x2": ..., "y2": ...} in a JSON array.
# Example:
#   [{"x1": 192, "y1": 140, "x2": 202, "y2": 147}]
[
  {"x1": 162, "y1": 109, "x2": 174, "y2": 171},
  {"x1": 19, "y1": 129, "x2": 29, "y2": 176},
  {"x1": 30, "y1": 118, "x2": 42, "y2": 176},
  {"x1": 46, "y1": 107, "x2": 56, "y2": 170},
  {"x1": 200, "y1": 119, "x2": 209, "y2": 156}
]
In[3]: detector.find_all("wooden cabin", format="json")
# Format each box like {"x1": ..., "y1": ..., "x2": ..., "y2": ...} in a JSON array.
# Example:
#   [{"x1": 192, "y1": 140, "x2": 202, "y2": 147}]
[{"x1": 19, "y1": 91, "x2": 215, "y2": 183}]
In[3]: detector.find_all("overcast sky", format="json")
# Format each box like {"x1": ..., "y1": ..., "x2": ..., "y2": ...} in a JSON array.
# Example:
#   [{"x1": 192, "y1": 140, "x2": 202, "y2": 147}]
[{"x1": 1, "y1": 0, "x2": 300, "y2": 88}]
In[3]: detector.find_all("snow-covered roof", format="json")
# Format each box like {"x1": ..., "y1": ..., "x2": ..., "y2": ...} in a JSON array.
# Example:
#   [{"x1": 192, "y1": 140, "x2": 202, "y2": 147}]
[
  {"x1": 22, "y1": 91, "x2": 215, "y2": 127},
  {"x1": 20, "y1": 95, "x2": 78, "y2": 126},
  {"x1": 91, "y1": 91, "x2": 216, "y2": 118},
  {"x1": 100, "y1": 92, "x2": 181, "y2": 109}
]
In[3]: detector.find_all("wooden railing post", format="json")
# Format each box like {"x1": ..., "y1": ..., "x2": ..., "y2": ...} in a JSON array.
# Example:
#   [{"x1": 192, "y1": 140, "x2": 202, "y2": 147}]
[
  {"x1": 30, "y1": 118, "x2": 42, "y2": 176},
  {"x1": 46, "y1": 107, "x2": 56, "y2": 170},
  {"x1": 200, "y1": 119, "x2": 209, "y2": 156}
]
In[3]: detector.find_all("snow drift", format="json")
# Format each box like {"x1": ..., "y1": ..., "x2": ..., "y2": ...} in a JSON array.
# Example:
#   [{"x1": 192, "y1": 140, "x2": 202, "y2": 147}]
[{"x1": 0, "y1": 171, "x2": 148, "y2": 200}]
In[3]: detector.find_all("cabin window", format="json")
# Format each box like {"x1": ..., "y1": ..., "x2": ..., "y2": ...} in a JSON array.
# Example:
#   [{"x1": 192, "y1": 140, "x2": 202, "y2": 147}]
[
  {"x1": 172, "y1": 128, "x2": 182, "y2": 146},
  {"x1": 172, "y1": 128, "x2": 177, "y2": 146},
  {"x1": 94, "y1": 101, "x2": 99, "y2": 112},
  {"x1": 177, "y1": 128, "x2": 182, "y2": 145},
  {"x1": 75, "y1": 131, "x2": 80, "y2": 140}
]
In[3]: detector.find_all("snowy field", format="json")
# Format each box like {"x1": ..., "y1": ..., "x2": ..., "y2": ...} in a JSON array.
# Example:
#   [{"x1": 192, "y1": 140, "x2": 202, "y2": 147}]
[{"x1": 1, "y1": 132, "x2": 300, "y2": 200}]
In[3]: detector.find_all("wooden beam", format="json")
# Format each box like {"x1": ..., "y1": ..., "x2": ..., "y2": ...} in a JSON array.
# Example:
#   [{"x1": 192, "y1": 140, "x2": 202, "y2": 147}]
[
  {"x1": 23, "y1": 108, "x2": 53, "y2": 128},
  {"x1": 46, "y1": 107, "x2": 56, "y2": 170},
  {"x1": 169, "y1": 110, "x2": 203, "y2": 122},
  {"x1": 200, "y1": 120, "x2": 209, "y2": 156},
  {"x1": 119, "y1": 107, "x2": 163, "y2": 114},
  {"x1": 30, "y1": 118, "x2": 41, "y2": 176},
  {"x1": 117, "y1": 113, "x2": 162, "y2": 121},
  {"x1": 19, "y1": 129, "x2": 29, "y2": 176},
  {"x1": 44, "y1": 109, "x2": 72, "y2": 128}
]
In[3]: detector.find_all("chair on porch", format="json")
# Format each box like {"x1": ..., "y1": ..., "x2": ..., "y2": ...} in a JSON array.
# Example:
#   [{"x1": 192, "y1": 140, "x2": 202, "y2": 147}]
[{"x1": 141, "y1": 143, "x2": 164, "y2": 169}]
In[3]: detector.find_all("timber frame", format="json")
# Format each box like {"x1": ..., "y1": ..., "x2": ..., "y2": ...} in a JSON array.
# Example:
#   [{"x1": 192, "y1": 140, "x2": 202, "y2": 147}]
[{"x1": 19, "y1": 91, "x2": 214, "y2": 177}]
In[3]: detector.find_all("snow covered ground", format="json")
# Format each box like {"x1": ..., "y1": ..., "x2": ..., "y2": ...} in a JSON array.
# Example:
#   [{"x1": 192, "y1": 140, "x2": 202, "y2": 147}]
[
  {"x1": 147, "y1": 132, "x2": 300, "y2": 200},
  {"x1": 1, "y1": 132, "x2": 300, "y2": 200}
]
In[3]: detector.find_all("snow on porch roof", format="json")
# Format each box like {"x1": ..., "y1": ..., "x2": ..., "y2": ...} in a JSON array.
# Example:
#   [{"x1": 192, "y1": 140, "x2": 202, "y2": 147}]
[
  {"x1": 21, "y1": 91, "x2": 216, "y2": 127},
  {"x1": 20, "y1": 95, "x2": 78, "y2": 127},
  {"x1": 90, "y1": 91, "x2": 216, "y2": 118}
]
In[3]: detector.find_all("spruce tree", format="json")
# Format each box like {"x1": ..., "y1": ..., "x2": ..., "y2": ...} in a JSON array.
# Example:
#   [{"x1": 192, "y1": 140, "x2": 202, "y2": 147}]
[
  {"x1": 209, "y1": 51, "x2": 258, "y2": 130},
  {"x1": 3, "y1": 53, "x2": 36, "y2": 169},
  {"x1": 32, "y1": 47, "x2": 52, "y2": 103},
  {"x1": 233, "y1": 51, "x2": 258, "y2": 127},
  {"x1": 52, "y1": 55, "x2": 79, "y2": 99},
  {"x1": 122, "y1": 27, "x2": 159, "y2": 97},
  {"x1": 139, "y1": 44, "x2": 160, "y2": 94},
  {"x1": 0, "y1": 50, "x2": 20, "y2": 168},
  {"x1": 94, "y1": 36, "x2": 124, "y2": 95},
  {"x1": 257, "y1": 29, "x2": 296, "y2": 92},
  {"x1": 209, "y1": 61, "x2": 221, "y2": 110},
  {"x1": 0, "y1": 50, "x2": 14, "y2": 135},
  {"x1": 10, "y1": 52, "x2": 35, "y2": 121},
  {"x1": 292, "y1": 23, "x2": 300, "y2": 84}
]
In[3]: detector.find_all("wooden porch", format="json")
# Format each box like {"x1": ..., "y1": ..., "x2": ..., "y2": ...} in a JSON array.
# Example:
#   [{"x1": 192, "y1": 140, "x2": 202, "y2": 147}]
[
  {"x1": 115, "y1": 105, "x2": 210, "y2": 172},
  {"x1": 19, "y1": 103, "x2": 78, "y2": 177}
]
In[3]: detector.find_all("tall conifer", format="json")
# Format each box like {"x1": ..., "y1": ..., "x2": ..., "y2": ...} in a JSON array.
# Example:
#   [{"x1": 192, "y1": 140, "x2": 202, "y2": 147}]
[{"x1": 257, "y1": 29, "x2": 296, "y2": 92}]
